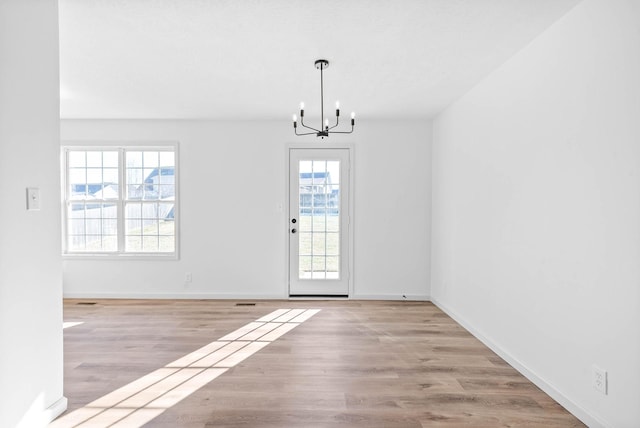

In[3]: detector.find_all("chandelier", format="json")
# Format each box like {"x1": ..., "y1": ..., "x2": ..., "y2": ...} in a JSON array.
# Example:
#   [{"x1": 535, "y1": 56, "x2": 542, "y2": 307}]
[{"x1": 292, "y1": 59, "x2": 355, "y2": 138}]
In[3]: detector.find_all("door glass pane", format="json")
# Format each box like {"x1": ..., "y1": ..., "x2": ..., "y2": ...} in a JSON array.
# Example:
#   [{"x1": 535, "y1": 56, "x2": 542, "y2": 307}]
[
  {"x1": 326, "y1": 256, "x2": 339, "y2": 279},
  {"x1": 298, "y1": 160, "x2": 340, "y2": 280}
]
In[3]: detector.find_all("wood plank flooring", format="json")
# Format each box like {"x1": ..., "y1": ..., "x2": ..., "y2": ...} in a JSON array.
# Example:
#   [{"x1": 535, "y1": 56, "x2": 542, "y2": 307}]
[{"x1": 59, "y1": 299, "x2": 585, "y2": 427}]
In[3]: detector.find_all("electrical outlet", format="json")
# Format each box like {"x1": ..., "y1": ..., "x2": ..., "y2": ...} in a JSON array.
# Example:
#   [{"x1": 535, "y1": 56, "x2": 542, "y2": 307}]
[
  {"x1": 592, "y1": 365, "x2": 607, "y2": 395},
  {"x1": 185, "y1": 272, "x2": 192, "y2": 283}
]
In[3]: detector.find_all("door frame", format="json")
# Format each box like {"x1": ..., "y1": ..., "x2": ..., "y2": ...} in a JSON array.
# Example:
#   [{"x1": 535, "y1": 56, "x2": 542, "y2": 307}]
[{"x1": 285, "y1": 142, "x2": 355, "y2": 298}]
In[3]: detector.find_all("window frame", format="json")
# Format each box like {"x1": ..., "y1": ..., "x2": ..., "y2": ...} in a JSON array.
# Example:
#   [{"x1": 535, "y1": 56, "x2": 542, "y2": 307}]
[{"x1": 61, "y1": 142, "x2": 180, "y2": 260}]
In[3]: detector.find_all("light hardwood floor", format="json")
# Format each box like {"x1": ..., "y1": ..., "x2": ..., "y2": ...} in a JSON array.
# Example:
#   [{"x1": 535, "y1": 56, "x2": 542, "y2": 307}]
[{"x1": 59, "y1": 299, "x2": 585, "y2": 427}]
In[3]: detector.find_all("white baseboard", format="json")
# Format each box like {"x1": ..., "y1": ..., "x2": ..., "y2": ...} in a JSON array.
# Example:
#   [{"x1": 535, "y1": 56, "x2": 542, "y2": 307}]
[
  {"x1": 351, "y1": 294, "x2": 430, "y2": 301},
  {"x1": 430, "y1": 297, "x2": 607, "y2": 428},
  {"x1": 63, "y1": 292, "x2": 286, "y2": 300},
  {"x1": 45, "y1": 397, "x2": 68, "y2": 424},
  {"x1": 63, "y1": 292, "x2": 431, "y2": 301}
]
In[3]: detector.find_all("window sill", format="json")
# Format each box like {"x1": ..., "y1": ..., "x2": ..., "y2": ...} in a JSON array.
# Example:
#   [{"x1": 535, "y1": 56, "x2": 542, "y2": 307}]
[{"x1": 63, "y1": 252, "x2": 179, "y2": 261}]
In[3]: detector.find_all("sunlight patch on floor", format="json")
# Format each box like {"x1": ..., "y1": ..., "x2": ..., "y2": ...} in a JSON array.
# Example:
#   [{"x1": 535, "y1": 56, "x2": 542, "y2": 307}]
[
  {"x1": 50, "y1": 308, "x2": 321, "y2": 428},
  {"x1": 63, "y1": 322, "x2": 85, "y2": 329}
]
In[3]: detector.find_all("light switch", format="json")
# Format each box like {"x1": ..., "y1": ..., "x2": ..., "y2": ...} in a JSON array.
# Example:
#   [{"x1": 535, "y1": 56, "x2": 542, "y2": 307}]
[{"x1": 26, "y1": 187, "x2": 40, "y2": 211}]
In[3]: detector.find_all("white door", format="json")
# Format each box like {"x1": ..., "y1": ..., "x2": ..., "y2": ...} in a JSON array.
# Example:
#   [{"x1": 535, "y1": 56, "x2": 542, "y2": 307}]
[{"x1": 289, "y1": 148, "x2": 350, "y2": 296}]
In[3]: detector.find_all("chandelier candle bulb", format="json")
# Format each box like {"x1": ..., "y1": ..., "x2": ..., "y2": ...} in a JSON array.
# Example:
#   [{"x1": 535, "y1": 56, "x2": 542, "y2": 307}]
[
  {"x1": 351, "y1": 112, "x2": 355, "y2": 126},
  {"x1": 293, "y1": 114, "x2": 297, "y2": 128}
]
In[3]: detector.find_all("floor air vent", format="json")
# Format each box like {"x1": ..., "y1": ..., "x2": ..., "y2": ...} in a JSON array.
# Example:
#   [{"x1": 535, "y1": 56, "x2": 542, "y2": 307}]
[
  {"x1": 76, "y1": 302, "x2": 97, "y2": 305},
  {"x1": 235, "y1": 303, "x2": 256, "y2": 306}
]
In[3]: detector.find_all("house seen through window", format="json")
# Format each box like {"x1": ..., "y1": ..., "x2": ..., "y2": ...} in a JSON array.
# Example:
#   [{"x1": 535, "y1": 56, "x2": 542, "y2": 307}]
[{"x1": 63, "y1": 145, "x2": 177, "y2": 256}]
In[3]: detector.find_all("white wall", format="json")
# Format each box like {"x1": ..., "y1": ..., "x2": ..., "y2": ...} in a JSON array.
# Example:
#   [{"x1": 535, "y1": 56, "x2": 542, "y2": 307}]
[
  {"x1": 431, "y1": 0, "x2": 640, "y2": 426},
  {"x1": 61, "y1": 119, "x2": 431, "y2": 300},
  {"x1": 353, "y1": 121, "x2": 431, "y2": 299},
  {"x1": 0, "y1": 1, "x2": 66, "y2": 427}
]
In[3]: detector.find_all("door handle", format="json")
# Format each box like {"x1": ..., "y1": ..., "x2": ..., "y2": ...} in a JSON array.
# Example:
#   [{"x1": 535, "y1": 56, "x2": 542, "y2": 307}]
[{"x1": 291, "y1": 228, "x2": 297, "y2": 234}]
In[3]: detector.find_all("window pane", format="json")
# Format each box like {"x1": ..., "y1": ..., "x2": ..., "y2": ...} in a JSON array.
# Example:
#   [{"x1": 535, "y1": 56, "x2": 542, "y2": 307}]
[
  {"x1": 159, "y1": 185, "x2": 174, "y2": 200},
  {"x1": 327, "y1": 206, "x2": 339, "y2": 232},
  {"x1": 312, "y1": 214, "x2": 325, "y2": 230},
  {"x1": 327, "y1": 161, "x2": 340, "y2": 185},
  {"x1": 68, "y1": 219, "x2": 86, "y2": 236},
  {"x1": 68, "y1": 235, "x2": 85, "y2": 251},
  {"x1": 84, "y1": 205, "x2": 101, "y2": 218},
  {"x1": 142, "y1": 236, "x2": 159, "y2": 251},
  {"x1": 127, "y1": 168, "x2": 143, "y2": 185},
  {"x1": 126, "y1": 236, "x2": 142, "y2": 252},
  {"x1": 143, "y1": 151, "x2": 159, "y2": 168},
  {"x1": 103, "y1": 151, "x2": 118, "y2": 168},
  {"x1": 124, "y1": 201, "x2": 175, "y2": 253},
  {"x1": 160, "y1": 151, "x2": 174, "y2": 167},
  {"x1": 103, "y1": 167, "x2": 118, "y2": 184},
  {"x1": 142, "y1": 219, "x2": 159, "y2": 236},
  {"x1": 143, "y1": 168, "x2": 155, "y2": 182},
  {"x1": 85, "y1": 219, "x2": 101, "y2": 233},
  {"x1": 86, "y1": 168, "x2": 102, "y2": 184},
  {"x1": 68, "y1": 151, "x2": 85, "y2": 167},
  {"x1": 326, "y1": 232, "x2": 340, "y2": 256},
  {"x1": 126, "y1": 219, "x2": 142, "y2": 235},
  {"x1": 299, "y1": 160, "x2": 312, "y2": 173},
  {"x1": 102, "y1": 219, "x2": 117, "y2": 235},
  {"x1": 299, "y1": 256, "x2": 311, "y2": 279},
  {"x1": 144, "y1": 184, "x2": 159, "y2": 200},
  {"x1": 95, "y1": 184, "x2": 119, "y2": 200},
  {"x1": 101, "y1": 235, "x2": 118, "y2": 252},
  {"x1": 159, "y1": 203, "x2": 174, "y2": 220},
  {"x1": 312, "y1": 232, "x2": 326, "y2": 255},
  {"x1": 311, "y1": 256, "x2": 326, "y2": 279},
  {"x1": 326, "y1": 256, "x2": 339, "y2": 278},
  {"x1": 159, "y1": 220, "x2": 175, "y2": 236},
  {"x1": 126, "y1": 203, "x2": 142, "y2": 217},
  {"x1": 298, "y1": 215, "x2": 311, "y2": 232},
  {"x1": 158, "y1": 236, "x2": 174, "y2": 252},
  {"x1": 127, "y1": 151, "x2": 142, "y2": 167},
  {"x1": 127, "y1": 166, "x2": 144, "y2": 199},
  {"x1": 69, "y1": 168, "x2": 87, "y2": 185},
  {"x1": 86, "y1": 151, "x2": 102, "y2": 167},
  {"x1": 299, "y1": 233, "x2": 311, "y2": 256}
]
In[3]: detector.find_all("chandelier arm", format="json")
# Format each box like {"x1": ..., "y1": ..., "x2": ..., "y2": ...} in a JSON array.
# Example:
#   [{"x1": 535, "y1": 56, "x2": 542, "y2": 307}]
[
  {"x1": 295, "y1": 128, "x2": 318, "y2": 136},
  {"x1": 328, "y1": 115, "x2": 340, "y2": 130},
  {"x1": 299, "y1": 115, "x2": 320, "y2": 133},
  {"x1": 327, "y1": 125, "x2": 354, "y2": 135}
]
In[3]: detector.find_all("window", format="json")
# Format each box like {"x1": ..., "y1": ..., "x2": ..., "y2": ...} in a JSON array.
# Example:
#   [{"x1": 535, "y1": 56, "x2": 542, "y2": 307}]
[{"x1": 62, "y1": 145, "x2": 178, "y2": 257}]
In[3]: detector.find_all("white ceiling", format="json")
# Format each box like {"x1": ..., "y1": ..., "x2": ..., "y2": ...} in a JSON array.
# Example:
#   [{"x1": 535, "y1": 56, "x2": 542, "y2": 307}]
[{"x1": 59, "y1": 0, "x2": 582, "y2": 121}]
